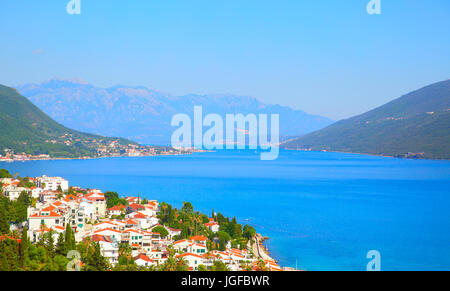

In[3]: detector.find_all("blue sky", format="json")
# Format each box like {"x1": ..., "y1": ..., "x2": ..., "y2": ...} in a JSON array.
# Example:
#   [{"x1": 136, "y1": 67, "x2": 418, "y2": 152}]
[{"x1": 1, "y1": 0, "x2": 449, "y2": 119}]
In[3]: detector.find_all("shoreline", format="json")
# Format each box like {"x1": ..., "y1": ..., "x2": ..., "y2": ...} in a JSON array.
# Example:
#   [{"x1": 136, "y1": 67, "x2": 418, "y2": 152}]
[
  {"x1": 282, "y1": 148, "x2": 450, "y2": 161},
  {"x1": 0, "y1": 152, "x2": 191, "y2": 163},
  {"x1": 249, "y1": 233, "x2": 277, "y2": 263}
]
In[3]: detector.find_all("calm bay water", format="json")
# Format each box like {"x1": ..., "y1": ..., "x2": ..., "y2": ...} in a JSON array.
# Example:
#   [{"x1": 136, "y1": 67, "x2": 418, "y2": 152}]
[{"x1": 2, "y1": 150, "x2": 450, "y2": 270}]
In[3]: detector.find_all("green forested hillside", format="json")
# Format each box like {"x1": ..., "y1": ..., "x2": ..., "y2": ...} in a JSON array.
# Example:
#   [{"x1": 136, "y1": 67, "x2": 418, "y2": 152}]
[
  {"x1": 282, "y1": 80, "x2": 450, "y2": 159},
  {"x1": 0, "y1": 84, "x2": 135, "y2": 158}
]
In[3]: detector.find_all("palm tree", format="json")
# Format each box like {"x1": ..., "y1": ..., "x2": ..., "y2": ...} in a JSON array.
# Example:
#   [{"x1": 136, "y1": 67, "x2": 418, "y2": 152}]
[
  {"x1": 240, "y1": 261, "x2": 252, "y2": 271},
  {"x1": 162, "y1": 256, "x2": 178, "y2": 271},
  {"x1": 176, "y1": 257, "x2": 189, "y2": 271},
  {"x1": 119, "y1": 243, "x2": 132, "y2": 259},
  {"x1": 256, "y1": 259, "x2": 268, "y2": 271}
]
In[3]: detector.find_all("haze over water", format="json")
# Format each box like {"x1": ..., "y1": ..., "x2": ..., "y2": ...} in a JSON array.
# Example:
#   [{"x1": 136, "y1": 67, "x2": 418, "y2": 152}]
[{"x1": 3, "y1": 150, "x2": 450, "y2": 270}]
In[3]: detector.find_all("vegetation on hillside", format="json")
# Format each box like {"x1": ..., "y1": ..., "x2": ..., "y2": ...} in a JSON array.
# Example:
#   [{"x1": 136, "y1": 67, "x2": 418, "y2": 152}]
[
  {"x1": 158, "y1": 201, "x2": 256, "y2": 251},
  {"x1": 282, "y1": 80, "x2": 450, "y2": 159},
  {"x1": 0, "y1": 84, "x2": 136, "y2": 158}
]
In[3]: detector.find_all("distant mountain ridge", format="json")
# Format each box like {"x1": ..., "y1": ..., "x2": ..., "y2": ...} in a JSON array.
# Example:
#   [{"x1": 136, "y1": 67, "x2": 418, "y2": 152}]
[
  {"x1": 282, "y1": 80, "x2": 450, "y2": 159},
  {"x1": 17, "y1": 79, "x2": 334, "y2": 145}
]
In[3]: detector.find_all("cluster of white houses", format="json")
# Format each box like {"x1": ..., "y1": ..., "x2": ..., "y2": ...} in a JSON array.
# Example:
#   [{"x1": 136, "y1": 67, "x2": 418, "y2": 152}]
[{"x1": 2, "y1": 175, "x2": 282, "y2": 271}]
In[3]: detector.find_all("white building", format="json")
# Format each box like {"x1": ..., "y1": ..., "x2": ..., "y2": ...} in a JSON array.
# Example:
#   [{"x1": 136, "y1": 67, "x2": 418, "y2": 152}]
[
  {"x1": 3, "y1": 187, "x2": 29, "y2": 201},
  {"x1": 134, "y1": 254, "x2": 156, "y2": 267},
  {"x1": 205, "y1": 221, "x2": 220, "y2": 233},
  {"x1": 90, "y1": 235, "x2": 119, "y2": 265},
  {"x1": 79, "y1": 200, "x2": 97, "y2": 220},
  {"x1": 93, "y1": 228, "x2": 122, "y2": 242},
  {"x1": 35, "y1": 176, "x2": 69, "y2": 192},
  {"x1": 176, "y1": 253, "x2": 206, "y2": 271}
]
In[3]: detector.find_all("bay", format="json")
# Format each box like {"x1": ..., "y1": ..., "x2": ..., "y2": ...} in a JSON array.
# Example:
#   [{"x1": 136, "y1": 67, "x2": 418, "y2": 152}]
[{"x1": 2, "y1": 150, "x2": 450, "y2": 270}]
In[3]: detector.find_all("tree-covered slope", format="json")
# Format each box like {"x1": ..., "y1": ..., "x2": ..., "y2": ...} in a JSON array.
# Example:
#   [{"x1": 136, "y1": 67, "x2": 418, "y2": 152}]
[
  {"x1": 0, "y1": 84, "x2": 135, "y2": 158},
  {"x1": 282, "y1": 80, "x2": 450, "y2": 159}
]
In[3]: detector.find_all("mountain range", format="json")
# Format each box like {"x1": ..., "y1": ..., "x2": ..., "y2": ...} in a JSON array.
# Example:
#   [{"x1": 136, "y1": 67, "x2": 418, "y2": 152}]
[
  {"x1": 17, "y1": 79, "x2": 334, "y2": 145},
  {"x1": 282, "y1": 80, "x2": 450, "y2": 159}
]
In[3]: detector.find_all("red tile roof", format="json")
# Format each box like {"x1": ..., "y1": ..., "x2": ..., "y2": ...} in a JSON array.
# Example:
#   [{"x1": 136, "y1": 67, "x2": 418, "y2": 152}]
[
  {"x1": 190, "y1": 235, "x2": 207, "y2": 241},
  {"x1": 134, "y1": 254, "x2": 154, "y2": 262},
  {"x1": 30, "y1": 211, "x2": 61, "y2": 218},
  {"x1": 89, "y1": 234, "x2": 113, "y2": 243},
  {"x1": 176, "y1": 253, "x2": 204, "y2": 259}
]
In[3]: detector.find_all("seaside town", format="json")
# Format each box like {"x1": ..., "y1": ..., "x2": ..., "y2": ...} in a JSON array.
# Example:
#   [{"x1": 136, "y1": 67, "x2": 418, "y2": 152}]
[
  {"x1": 0, "y1": 142, "x2": 188, "y2": 162},
  {"x1": 0, "y1": 169, "x2": 287, "y2": 271}
]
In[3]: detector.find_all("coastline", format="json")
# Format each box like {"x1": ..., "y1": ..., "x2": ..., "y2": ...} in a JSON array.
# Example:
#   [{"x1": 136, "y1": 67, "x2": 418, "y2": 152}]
[
  {"x1": 249, "y1": 233, "x2": 277, "y2": 263},
  {"x1": 282, "y1": 148, "x2": 450, "y2": 161},
  {"x1": 0, "y1": 152, "x2": 191, "y2": 163}
]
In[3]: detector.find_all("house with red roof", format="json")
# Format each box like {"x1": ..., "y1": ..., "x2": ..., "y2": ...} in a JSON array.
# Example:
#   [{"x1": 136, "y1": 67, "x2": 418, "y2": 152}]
[
  {"x1": 134, "y1": 253, "x2": 156, "y2": 267},
  {"x1": 176, "y1": 253, "x2": 208, "y2": 271},
  {"x1": 89, "y1": 235, "x2": 119, "y2": 265},
  {"x1": 28, "y1": 210, "x2": 63, "y2": 232},
  {"x1": 108, "y1": 205, "x2": 125, "y2": 217},
  {"x1": 204, "y1": 221, "x2": 220, "y2": 233},
  {"x1": 93, "y1": 228, "x2": 122, "y2": 242}
]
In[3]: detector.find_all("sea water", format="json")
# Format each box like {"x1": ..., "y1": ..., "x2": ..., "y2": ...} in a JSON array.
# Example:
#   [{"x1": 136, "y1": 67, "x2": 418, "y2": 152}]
[{"x1": 3, "y1": 150, "x2": 450, "y2": 270}]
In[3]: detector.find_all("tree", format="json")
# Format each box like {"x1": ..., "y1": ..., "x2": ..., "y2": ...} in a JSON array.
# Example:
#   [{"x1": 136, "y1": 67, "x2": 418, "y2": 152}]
[
  {"x1": 243, "y1": 225, "x2": 256, "y2": 240},
  {"x1": 64, "y1": 224, "x2": 76, "y2": 253},
  {"x1": 0, "y1": 169, "x2": 13, "y2": 178},
  {"x1": 53, "y1": 255, "x2": 69, "y2": 271},
  {"x1": 151, "y1": 226, "x2": 169, "y2": 238},
  {"x1": 181, "y1": 202, "x2": 194, "y2": 214},
  {"x1": 104, "y1": 192, "x2": 128, "y2": 208},
  {"x1": 55, "y1": 232, "x2": 65, "y2": 256},
  {"x1": 211, "y1": 260, "x2": 229, "y2": 271},
  {"x1": 0, "y1": 204, "x2": 9, "y2": 234},
  {"x1": 85, "y1": 242, "x2": 109, "y2": 271},
  {"x1": 176, "y1": 257, "x2": 189, "y2": 271},
  {"x1": 240, "y1": 261, "x2": 252, "y2": 271},
  {"x1": 0, "y1": 238, "x2": 21, "y2": 271},
  {"x1": 198, "y1": 264, "x2": 207, "y2": 271},
  {"x1": 44, "y1": 231, "x2": 55, "y2": 257},
  {"x1": 19, "y1": 227, "x2": 30, "y2": 267},
  {"x1": 255, "y1": 259, "x2": 268, "y2": 271},
  {"x1": 215, "y1": 231, "x2": 231, "y2": 251}
]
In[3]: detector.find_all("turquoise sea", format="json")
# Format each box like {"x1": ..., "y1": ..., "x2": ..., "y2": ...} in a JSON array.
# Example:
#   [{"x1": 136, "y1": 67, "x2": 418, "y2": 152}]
[{"x1": 2, "y1": 150, "x2": 450, "y2": 271}]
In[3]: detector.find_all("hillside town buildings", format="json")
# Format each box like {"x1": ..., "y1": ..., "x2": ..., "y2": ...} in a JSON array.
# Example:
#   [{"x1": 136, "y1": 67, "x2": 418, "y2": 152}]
[{"x1": 1, "y1": 175, "x2": 282, "y2": 271}]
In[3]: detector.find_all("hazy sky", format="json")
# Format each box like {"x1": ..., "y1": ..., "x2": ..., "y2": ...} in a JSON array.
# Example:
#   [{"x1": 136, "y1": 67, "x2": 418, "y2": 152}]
[{"x1": 1, "y1": 0, "x2": 449, "y2": 120}]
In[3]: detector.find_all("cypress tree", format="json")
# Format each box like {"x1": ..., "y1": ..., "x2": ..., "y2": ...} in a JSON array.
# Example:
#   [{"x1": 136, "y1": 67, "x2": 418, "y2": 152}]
[
  {"x1": 19, "y1": 227, "x2": 29, "y2": 267},
  {"x1": 64, "y1": 224, "x2": 76, "y2": 253},
  {"x1": 55, "y1": 232, "x2": 66, "y2": 256},
  {"x1": 0, "y1": 197, "x2": 10, "y2": 234},
  {"x1": 87, "y1": 242, "x2": 108, "y2": 271},
  {"x1": 45, "y1": 231, "x2": 55, "y2": 257}
]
